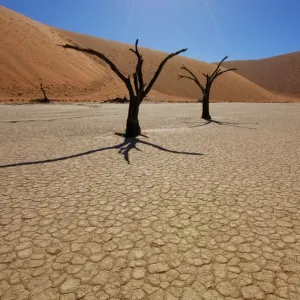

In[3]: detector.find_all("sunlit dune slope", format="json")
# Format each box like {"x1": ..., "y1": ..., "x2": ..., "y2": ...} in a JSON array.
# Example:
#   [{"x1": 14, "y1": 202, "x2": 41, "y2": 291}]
[
  {"x1": 223, "y1": 52, "x2": 300, "y2": 97},
  {"x1": 1, "y1": 5, "x2": 296, "y2": 102}
]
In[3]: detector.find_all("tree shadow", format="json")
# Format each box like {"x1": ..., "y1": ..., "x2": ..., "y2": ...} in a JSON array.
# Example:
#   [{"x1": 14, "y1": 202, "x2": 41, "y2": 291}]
[
  {"x1": 30, "y1": 98, "x2": 52, "y2": 104},
  {"x1": 0, "y1": 115, "x2": 99, "y2": 124},
  {"x1": 0, "y1": 133, "x2": 203, "y2": 168},
  {"x1": 187, "y1": 119, "x2": 258, "y2": 130}
]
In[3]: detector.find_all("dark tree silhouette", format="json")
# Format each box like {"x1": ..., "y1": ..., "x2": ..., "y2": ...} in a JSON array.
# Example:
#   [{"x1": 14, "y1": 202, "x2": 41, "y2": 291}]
[
  {"x1": 61, "y1": 40, "x2": 187, "y2": 137},
  {"x1": 40, "y1": 83, "x2": 50, "y2": 103},
  {"x1": 178, "y1": 56, "x2": 236, "y2": 120}
]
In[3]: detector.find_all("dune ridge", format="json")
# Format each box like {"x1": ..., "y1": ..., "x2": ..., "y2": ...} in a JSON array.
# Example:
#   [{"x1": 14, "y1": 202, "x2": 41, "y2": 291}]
[
  {"x1": 0, "y1": 5, "x2": 298, "y2": 103},
  {"x1": 223, "y1": 52, "x2": 300, "y2": 97}
]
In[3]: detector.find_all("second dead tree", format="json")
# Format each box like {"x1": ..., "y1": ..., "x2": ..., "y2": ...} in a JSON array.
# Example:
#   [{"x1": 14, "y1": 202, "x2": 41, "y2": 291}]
[{"x1": 178, "y1": 56, "x2": 237, "y2": 120}]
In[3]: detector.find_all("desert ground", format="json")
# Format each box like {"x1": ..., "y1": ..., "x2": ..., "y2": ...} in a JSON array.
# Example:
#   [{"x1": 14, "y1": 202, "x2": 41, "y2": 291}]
[
  {"x1": 1, "y1": 103, "x2": 300, "y2": 300},
  {"x1": 1, "y1": 3, "x2": 300, "y2": 300}
]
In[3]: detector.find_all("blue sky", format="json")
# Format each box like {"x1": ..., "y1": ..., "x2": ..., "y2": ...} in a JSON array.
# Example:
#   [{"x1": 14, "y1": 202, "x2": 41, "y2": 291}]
[{"x1": 1, "y1": 0, "x2": 299, "y2": 62}]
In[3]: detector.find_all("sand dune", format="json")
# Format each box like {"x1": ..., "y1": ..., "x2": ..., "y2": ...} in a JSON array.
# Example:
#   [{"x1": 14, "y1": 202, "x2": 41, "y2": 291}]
[
  {"x1": 0, "y1": 5, "x2": 298, "y2": 103},
  {"x1": 223, "y1": 52, "x2": 300, "y2": 97}
]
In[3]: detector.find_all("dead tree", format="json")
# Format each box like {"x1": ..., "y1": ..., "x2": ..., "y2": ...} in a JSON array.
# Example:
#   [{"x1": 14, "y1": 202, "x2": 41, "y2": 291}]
[
  {"x1": 61, "y1": 40, "x2": 187, "y2": 137},
  {"x1": 40, "y1": 83, "x2": 49, "y2": 103},
  {"x1": 178, "y1": 56, "x2": 236, "y2": 120}
]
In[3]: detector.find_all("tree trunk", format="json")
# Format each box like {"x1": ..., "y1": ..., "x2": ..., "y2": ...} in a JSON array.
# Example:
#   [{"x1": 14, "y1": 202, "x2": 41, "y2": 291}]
[
  {"x1": 201, "y1": 92, "x2": 211, "y2": 120},
  {"x1": 125, "y1": 97, "x2": 141, "y2": 137}
]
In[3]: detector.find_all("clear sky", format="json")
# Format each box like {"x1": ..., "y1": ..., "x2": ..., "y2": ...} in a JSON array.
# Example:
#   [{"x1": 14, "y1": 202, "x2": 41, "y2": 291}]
[{"x1": 1, "y1": 0, "x2": 299, "y2": 62}]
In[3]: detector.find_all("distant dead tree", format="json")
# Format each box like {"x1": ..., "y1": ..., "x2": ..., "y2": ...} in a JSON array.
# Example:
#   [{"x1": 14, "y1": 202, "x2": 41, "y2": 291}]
[
  {"x1": 61, "y1": 40, "x2": 187, "y2": 137},
  {"x1": 178, "y1": 56, "x2": 237, "y2": 120},
  {"x1": 40, "y1": 83, "x2": 50, "y2": 103}
]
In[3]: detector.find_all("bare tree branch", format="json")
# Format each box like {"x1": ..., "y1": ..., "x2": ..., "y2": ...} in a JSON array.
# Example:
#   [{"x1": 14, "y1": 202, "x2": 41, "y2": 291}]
[
  {"x1": 137, "y1": 59, "x2": 144, "y2": 95},
  {"x1": 129, "y1": 39, "x2": 145, "y2": 98},
  {"x1": 178, "y1": 75, "x2": 197, "y2": 82},
  {"x1": 133, "y1": 73, "x2": 139, "y2": 96},
  {"x1": 129, "y1": 39, "x2": 140, "y2": 56},
  {"x1": 211, "y1": 68, "x2": 237, "y2": 83},
  {"x1": 181, "y1": 65, "x2": 199, "y2": 81},
  {"x1": 60, "y1": 44, "x2": 134, "y2": 96},
  {"x1": 143, "y1": 48, "x2": 188, "y2": 99},
  {"x1": 217, "y1": 68, "x2": 237, "y2": 76},
  {"x1": 178, "y1": 65, "x2": 205, "y2": 93},
  {"x1": 211, "y1": 55, "x2": 228, "y2": 79}
]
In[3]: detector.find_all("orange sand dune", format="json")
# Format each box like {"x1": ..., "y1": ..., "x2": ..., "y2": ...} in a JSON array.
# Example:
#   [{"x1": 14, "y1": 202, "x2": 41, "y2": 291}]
[
  {"x1": 0, "y1": 5, "x2": 298, "y2": 103},
  {"x1": 223, "y1": 52, "x2": 300, "y2": 97}
]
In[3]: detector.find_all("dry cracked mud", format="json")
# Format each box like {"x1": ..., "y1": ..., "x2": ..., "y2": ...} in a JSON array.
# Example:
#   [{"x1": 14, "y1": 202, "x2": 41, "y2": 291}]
[{"x1": 0, "y1": 103, "x2": 300, "y2": 300}]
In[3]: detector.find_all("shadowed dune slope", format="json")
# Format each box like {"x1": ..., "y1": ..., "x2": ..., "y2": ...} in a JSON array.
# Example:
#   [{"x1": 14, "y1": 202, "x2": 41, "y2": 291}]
[
  {"x1": 223, "y1": 52, "x2": 300, "y2": 97},
  {"x1": 0, "y1": 5, "x2": 297, "y2": 102}
]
